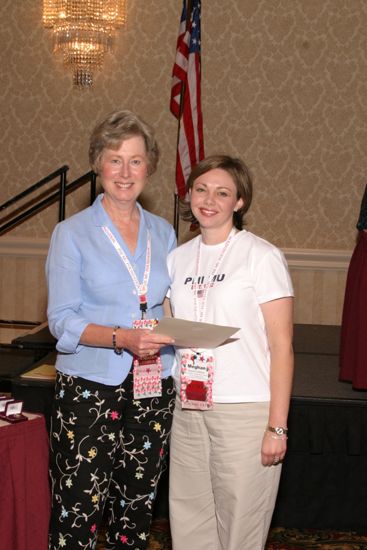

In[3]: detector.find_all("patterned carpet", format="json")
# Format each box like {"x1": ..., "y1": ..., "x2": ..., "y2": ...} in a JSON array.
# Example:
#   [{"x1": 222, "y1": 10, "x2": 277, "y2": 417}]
[
  {"x1": 96, "y1": 519, "x2": 367, "y2": 549},
  {"x1": 265, "y1": 526, "x2": 367, "y2": 549},
  {"x1": 146, "y1": 519, "x2": 367, "y2": 550}
]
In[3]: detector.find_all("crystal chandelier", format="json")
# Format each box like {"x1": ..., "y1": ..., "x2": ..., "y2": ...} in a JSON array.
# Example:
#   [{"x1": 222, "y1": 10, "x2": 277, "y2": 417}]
[{"x1": 43, "y1": 1, "x2": 127, "y2": 88}]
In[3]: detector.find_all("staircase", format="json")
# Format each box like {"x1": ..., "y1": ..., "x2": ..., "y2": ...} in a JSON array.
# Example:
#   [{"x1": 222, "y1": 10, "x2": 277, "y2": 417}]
[{"x1": 0, "y1": 166, "x2": 97, "y2": 423}]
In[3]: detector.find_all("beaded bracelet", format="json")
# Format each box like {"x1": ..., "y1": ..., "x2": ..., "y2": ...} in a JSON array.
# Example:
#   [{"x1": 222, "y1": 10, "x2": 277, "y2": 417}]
[
  {"x1": 264, "y1": 429, "x2": 288, "y2": 441},
  {"x1": 112, "y1": 326, "x2": 123, "y2": 355},
  {"x1": 266, "y1": 432, "x2": 288, "y2": 441}
]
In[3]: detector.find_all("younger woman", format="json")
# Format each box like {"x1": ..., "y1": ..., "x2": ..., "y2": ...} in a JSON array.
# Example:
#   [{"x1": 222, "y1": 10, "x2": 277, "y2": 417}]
[{"x1": 167, "y1": 154, "x2": 294, "y2": 550}]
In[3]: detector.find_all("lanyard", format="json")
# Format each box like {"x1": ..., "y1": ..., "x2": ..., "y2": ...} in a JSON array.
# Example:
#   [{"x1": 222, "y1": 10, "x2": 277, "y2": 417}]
[
  {"x1": 194, "y1": 228, "x2": 236, "y2": 322},
  {"x1": 102, "y1": 226, "x2": 151, "y2": 318}
]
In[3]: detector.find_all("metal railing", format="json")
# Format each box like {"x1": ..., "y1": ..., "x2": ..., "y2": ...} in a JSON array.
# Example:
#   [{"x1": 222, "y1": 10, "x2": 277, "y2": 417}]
[
  {"x1": 0, "y1": 166, "x2": 98, "y2": 335},
  {"x1": 0, "y1": 166, "x2": 97, "y2": 235}
]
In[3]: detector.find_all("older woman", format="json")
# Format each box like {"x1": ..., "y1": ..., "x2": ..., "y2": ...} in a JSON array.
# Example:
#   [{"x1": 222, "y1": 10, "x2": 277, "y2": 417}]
[
  {"x1": 167, "y1": 155, "x2": 294, "y2": 550},
  {"x1": 46, "y1": 110, "x2": 176, "y2": 549}
]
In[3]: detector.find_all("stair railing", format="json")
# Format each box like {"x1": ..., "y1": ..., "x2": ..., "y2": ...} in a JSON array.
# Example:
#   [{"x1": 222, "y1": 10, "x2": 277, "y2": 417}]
[
  {"x1": 0, "y1": 166, "x2": 97, "y2": 235},
  {"x1": 0, "y1": 166, "x2": 98, "y2": 335}
]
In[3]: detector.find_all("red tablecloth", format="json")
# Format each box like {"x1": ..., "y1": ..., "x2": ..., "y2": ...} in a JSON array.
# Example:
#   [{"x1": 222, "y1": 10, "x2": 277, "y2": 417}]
[{"x1": 0, "y1": 413, "x2": 50, "y2": 550}]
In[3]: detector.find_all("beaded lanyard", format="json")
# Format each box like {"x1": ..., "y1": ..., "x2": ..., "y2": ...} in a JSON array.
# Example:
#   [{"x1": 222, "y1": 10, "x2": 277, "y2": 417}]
[
  {"x1": 180, "y1": 228, "x2": 236, "y2": 409},
  {"x1": 194, "y1": 228, "x2": 236, "y2": 322},
  {"x1": 102, "y1": 225, "x2": 151, "y2": 318},
  {"x1": 102, "y1": 225, "x2": 162, "y2": 398}
]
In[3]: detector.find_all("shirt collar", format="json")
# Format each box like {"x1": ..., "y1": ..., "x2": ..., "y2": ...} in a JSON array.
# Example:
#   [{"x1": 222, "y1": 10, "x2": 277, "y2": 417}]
[{"x1": 92, "y1": 194, "x2": 152, "y2": 260}]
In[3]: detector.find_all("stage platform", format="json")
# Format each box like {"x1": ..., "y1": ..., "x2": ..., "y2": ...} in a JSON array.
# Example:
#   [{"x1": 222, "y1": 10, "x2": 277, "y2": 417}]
[
  {"x1": 292, "y1": 324, "x2": 366, "y2": 404},
  {"x1": 1, "y1": 323, "x2": 367, "y2": 530},
  {"x1": 273, "y1": 324, "x2": 367, "y2": 531}
]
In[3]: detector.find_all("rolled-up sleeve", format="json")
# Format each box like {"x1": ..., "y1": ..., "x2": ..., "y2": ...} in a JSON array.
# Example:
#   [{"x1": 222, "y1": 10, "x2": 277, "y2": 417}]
[{"x1": 46, "y1": 224, "x2": 89, "y2": 353}]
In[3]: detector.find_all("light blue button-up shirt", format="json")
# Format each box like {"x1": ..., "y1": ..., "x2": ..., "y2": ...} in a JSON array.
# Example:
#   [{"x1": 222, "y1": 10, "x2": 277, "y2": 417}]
[{"x1": 46, "y1": 194, "x2": 176, "y2": 385}]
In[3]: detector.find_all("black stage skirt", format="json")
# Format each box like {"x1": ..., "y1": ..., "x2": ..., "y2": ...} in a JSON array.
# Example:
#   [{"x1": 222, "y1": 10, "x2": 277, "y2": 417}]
[{"x1": 339, "y1": 230, "x2": 367, "y2": 389}]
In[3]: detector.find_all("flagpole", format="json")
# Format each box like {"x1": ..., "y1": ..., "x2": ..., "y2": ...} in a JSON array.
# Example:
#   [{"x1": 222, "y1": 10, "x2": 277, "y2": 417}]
[
  {"x1": 186, "y1": 0, "x2": 193, "y2": 30},
  {"x1": 173, "y1": 0, "x2": 193, "y2": 239},
  {"x1": 173, "y1": 191, "x2": 180, "y2": 239}
]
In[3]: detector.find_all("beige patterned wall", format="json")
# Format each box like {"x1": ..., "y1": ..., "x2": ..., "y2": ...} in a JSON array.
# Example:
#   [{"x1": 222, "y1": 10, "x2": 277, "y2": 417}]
[
  {"x1": 0, "y1": 1, "x2": 367, "y2": 329},
  {"x1": 1, "y1": 0, "x2": 366, "y2": 246}
]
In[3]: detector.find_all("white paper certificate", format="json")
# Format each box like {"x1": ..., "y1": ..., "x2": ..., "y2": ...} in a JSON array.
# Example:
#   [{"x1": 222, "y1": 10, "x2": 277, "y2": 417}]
[{"x1": 152, "y1": 317, "x2": 240, "y2": 349}]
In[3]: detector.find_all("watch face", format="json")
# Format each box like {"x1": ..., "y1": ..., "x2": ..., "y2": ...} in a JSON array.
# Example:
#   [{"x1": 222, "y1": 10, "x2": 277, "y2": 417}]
[{"x1": 275, "y1": 427, "x2": 284, "y2": 435}]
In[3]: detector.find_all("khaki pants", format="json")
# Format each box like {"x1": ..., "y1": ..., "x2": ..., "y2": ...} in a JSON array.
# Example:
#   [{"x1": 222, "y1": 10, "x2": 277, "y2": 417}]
[{"x1": 169, "y1": 400, "x2": 281, "y2": 550}]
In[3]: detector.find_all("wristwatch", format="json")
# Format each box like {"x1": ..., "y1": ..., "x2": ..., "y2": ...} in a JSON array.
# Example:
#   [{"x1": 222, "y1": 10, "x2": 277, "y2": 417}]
[{"x1": 267, "y1": 425, "x2": 288, "y2": 436}]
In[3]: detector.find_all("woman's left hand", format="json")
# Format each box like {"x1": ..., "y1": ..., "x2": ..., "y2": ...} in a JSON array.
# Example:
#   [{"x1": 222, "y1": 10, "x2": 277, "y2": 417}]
[{"x1": 261, "y1": 430, "x2": 287, "y2": 467}]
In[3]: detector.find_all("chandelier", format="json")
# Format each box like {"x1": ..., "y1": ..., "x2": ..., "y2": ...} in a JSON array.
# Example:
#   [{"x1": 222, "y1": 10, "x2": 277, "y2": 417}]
[{"x1": 43, "y1": 1, "x2": 127, "y2": 88}]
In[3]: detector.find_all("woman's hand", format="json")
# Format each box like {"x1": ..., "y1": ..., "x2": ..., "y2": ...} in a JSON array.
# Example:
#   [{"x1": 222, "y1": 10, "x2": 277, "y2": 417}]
[
  {"x1": 119, "y1": 328, "x2": 175, "y2": 357},
  {"x1": 261, "y1": 430, "x2": 287, "y2": 466}
]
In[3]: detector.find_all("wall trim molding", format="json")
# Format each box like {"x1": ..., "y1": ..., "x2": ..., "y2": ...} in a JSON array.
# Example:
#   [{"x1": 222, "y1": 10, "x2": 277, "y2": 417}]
[
  {"x1": 0, "y1": 236, "x2": 353, "y2": 270},
  {"x1": 0, "y1": 236, "x2": 50, "y2": 258},
  {"x1": 283, "y1": 247, "x2": 352, "y2": 271}
]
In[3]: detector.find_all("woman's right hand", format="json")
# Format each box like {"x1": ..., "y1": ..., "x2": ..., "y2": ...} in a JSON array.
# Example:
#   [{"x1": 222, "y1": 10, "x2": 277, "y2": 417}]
[{"x1": 119, "y1": 328, "x2": 175, "y2": 357}]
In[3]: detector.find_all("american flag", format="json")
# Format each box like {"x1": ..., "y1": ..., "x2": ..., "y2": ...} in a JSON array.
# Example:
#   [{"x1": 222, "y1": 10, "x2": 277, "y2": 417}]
[{"x1": 170, "y1": 0, "x2": 204, "y2": 198}]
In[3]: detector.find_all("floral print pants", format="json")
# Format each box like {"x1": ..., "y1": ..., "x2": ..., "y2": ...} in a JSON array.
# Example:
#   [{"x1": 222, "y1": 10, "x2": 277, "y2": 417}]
[{"x1": 49, "y1": 370, "x2": 175, "y2": 550}]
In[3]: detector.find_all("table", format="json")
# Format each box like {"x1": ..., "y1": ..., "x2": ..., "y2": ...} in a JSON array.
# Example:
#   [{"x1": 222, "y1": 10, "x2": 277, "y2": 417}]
[
  {"x1": 0, "y1": 413, "x2": 51, "y2": 550},
  {"x1": 11, "y1": 352, "x2": 56, "y2": 433}
]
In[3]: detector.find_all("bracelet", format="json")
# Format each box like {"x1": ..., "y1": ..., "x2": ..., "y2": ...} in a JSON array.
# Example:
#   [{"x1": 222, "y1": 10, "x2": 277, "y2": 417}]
[
  {"x1": 266, "y1": 432, "x2": 288, "y2": 441},
  {"x1": 112, "y1": 326, "x2": 123, "y2": 355}
]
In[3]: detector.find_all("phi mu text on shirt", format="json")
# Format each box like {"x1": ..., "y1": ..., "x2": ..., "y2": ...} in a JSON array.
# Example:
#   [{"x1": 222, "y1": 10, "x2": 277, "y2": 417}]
[
  {"x1": 185, "y1": 273, "x2": 226, "y2": 295},
  {"x1": 167, "y1": 230, "x2": 294, "y2": 402}
]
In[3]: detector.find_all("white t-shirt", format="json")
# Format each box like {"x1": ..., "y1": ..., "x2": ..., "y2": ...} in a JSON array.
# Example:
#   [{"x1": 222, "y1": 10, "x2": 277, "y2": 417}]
[{"x1": 167, "y1": 230, "x2": 294, "y2": 403}]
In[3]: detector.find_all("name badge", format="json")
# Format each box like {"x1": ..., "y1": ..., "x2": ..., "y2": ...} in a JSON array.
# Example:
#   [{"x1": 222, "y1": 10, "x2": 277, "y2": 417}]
[
  {"x1": 132, "y1": 319, "x2": 162, "y2": 399},
  {"x1": 180, "y1": 349, "x2": 214, "y2": 410}
]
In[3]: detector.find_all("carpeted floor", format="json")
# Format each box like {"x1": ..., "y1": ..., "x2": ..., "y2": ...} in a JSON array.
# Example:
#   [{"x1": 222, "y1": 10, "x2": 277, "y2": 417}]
[
  {"x1": 264, "y1": 526, "x2": 367, "y2": 549},
  {"x1": 96, "y1": 519, "x2": 367, "y2": 549}
]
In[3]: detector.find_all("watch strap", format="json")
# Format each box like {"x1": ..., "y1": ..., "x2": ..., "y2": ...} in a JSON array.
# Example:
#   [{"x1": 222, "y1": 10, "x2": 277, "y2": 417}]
[{"x1": 267, "y1": 425, "x2": 288, "y2": 436}]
